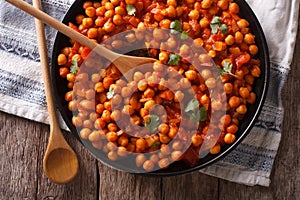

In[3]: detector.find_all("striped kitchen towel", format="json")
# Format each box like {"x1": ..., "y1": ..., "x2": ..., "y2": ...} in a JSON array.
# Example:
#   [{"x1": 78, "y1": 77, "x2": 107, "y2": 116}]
[{"x1": 0, "y1": 0, "x2": 299, "y2": 186}]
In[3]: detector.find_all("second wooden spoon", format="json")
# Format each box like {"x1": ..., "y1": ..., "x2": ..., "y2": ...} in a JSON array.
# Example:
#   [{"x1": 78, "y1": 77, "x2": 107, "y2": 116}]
[{"x1": 5, "y1": 0, "x2": 156, "y2": 76}]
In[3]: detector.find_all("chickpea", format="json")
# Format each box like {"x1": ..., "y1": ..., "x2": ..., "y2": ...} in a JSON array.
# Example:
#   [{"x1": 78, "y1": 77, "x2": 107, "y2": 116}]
[
  {"x1": 83, "y1": 1, "x2": 93, "y2": 9},
  {"x1": 103, "y1": 20, "x2": 115, "y2": 32},
  {"x1": 96, "y1": 6, "x2": 106, "y2": 16},
  {"x1": 217, "y1": 0, "x2": 229, "y2": 10},
  {"x1": 121, "y1": 87, "x2": 131, "y2": 98},
  {"x1": 192, "y1": 134, "x2": 203, "y2": 147},
  {"x1": 82, "y1": 17, "x2": 93, "y2": 28},
  {"x1": 237, "y1": 19, "x2": 249, "y2": 29},
  {"x1": 205, "y1": 77, "x2": 216, "y2": 89},
  {"x1": 95, "y1": 82, "x2": 105, "y2": 93},
  {"x1": 159, "y1": 19, "x2": 171, "y2": 29},
  {"x1": 136, "y1": 154, "x2": 147, "y2": 167},
  {"x1": 224, "y1": 133, "x2": 236, "y2": 144},
  {"x1": 249, "y1": 45, "x2": 258, "y2": 55},
  {"x1": 106, "y1": 131, "x2": 118, "y2": 142},
  {"x1": 102, "y1": 110, "x2": 111, "y2": 122},
  {"x1": 117, "y1": 146, "x2": 127, "y2": 157},
  {"x1": 236, "y1": 104, "x2": 247, "y2": 115},
  {"x1": 185, "y1": 70, "x2": 197, "y2": 81},
  {"x1": 245, "y1": 74, "x2": 255, "y2": 85},
  {"x1": 225, "y1": 35, "x2": 235, "y2": 46},
  {"x1": 107, "y1": 151, "x2": 118, "y2": 161},
  {"x1": 144, "y1": 100, "x2": 156, "y2": 110},
  {"x1": 179, "y1": 44, "x2": 190, "y2": 56},
  {"x1": 127, "y1": 143, "x2": 135, "y2": 152},
  {"x1": 107, "y1": 123, "x2": 118, "y2": 132},
  {"x1": 137, "y1": 79, "x2": 148, "y2": 91},
  {"x1": 160, "y1": 144, "x2": 171, "y2": 155},
  {"x1": 228, "y1": 96, "x2": 241, "y2": 108},
  {"x1": 110, "y1": 0, "x2": 119, "y2": 6},
  {"x1": 85, "y1": 7, "x2": 96, "y2": 18},
  {"x1": 118, "y1": 135, "x2": 129, "y2": 147},
  {"x1": 199, "y1": 17, "x2": 210, "y2": 28},
  {"x1": 239, "y1": 87, "x2": 250, "y2": 98},
  {"x1": 80, "y1": 128, "x2": 92, "y2": 139},
  {"x1": 235, "y1": 31, "x2": 243, "y2": 44},
  {"x1": 136, "y1": 138, "x2": 147, "y2": 151},
  {"x1": 158, "y1": 123, "x2": 170, "y2": 135},
  {"x1": 210, "y1": 144, "x2": 221, "y2": 154},
  {"x1": 189, "y1": 9, "x2": 200, "y2": 20},
  {"x1": 158, "y1": 158, "x2": 170, "y2": 169},
  {"x1": 143, "y1": 160, "x2": 155, "y2": 171},
  {"x1": 88, "y1": 130, "x2": 102, "y2": 142},
  {"x1": 168, "y1": 126, "x2": 178, "y2": 139},
  {"x1": 65, "y1": 91, "x2": 73, "y2": 102},
  {"x1": 229, "y1": 2, "x2": 239, "y2": 14},
  {"x1": 94, "y1": 118, "x2": 106, "y2": 129},
  {"x1": 166, "y1": 6, "x2": 176, "y2": 18},
  {"x1": 244, "y1": 33, "x2": 255, "y2": 44},
  {"x1": 96, "y1": 103, "x2": 104, "y2": 114},
  {"x1": 57, "y1": 54, "x2": 67, "y2": 65},
  {"x1": 171, "y1": 151, "x2": 182, "y2": 161},
  {"x1": 226, "y1": 123, "x2": 238, "y2": 134},
  {"x1": 122, "y1": 105, "x2": 134, "y2": 115},
  {"x1": 247, "y1": 92, "x2": 256, "y2": 104},
  {"x1": 115, "y1": 6, "x2": 125, "y2": 16},
  {"x1": 251, "y1": 65, "x2": 261, "y2": 77},
  {"x1": 174, "y1": 91, "x2": 184, "y2": 102}
]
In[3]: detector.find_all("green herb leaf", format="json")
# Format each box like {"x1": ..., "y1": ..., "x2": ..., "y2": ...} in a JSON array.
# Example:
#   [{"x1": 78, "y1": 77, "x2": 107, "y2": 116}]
[
  {"x1": 210, "y1": 16, "x2": 228, "y2": 35},
  {"x1": 185, "y1": 99, "x2": 199, "y2": 112},
  {"x1": 188, "y1": 107, "x2": 207, "y2": 122},
  {"x1": 170, "y1": 20, "x2": 182, "y2": 34},
  {"x1": 180, "y1": 31, "x2": 189, "y2": 40},
  {"x1": 70, "y1": 59, "x2": 78, "y2": 74},
  {"x1": 107, "y1": 86, "x2": 114, "y2": 99},
  {"x1": 211, "y1": 16, "x2": 222, "y2": 24},
  {"x1": 168, "y1": 54, "x2": 180, "y2": 65},
  {"x1": 220, "y1": 24, "x2": 228, "y2": 34},
  {"x1": 151, "y1": 141, "x2": 161, "y2": 148},
  {"x1": 217, "y1": 66, "x2": 227, "y2": 76},
  {"x1": 223, "y1": 61, "x2": 233, "y2": 73},
  {"x1": 216, "y1": 61, "x2": 238, "y2": 78},
  {"x1": 126, "y1": 4, "x2": 136, "y2": 15},
  {"x1": 145, "y1": 115, "x2": 160, "y2": 133},
  {"x1": 199, "y1": 107, "x2": 207, "y2": 121},
  {"x1": 210, "y1": 24, "x2": 219, "y2": 34}
]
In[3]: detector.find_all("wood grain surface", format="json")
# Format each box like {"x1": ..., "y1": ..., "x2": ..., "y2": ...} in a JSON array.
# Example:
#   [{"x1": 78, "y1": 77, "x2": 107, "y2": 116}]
[{"x1": 0, "y1": 11, "x2": 299, "y2": 200}]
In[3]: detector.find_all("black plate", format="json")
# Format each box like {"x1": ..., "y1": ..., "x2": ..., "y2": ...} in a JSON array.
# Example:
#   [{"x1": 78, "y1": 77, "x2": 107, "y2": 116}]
[{"x1": 51, "y1": 0, "x2": 269, "y2": 176}]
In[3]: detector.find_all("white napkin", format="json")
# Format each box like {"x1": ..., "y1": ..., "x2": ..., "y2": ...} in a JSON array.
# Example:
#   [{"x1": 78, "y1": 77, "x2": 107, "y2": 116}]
[{"x1": 0, "y1": 0, "x2": 299, "y2": 186}]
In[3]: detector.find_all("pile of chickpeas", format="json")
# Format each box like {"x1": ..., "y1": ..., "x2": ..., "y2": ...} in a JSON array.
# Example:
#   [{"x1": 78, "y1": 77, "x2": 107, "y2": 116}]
[{"x1": 57, "y1": 0, "x2": 261, "y2": 172}]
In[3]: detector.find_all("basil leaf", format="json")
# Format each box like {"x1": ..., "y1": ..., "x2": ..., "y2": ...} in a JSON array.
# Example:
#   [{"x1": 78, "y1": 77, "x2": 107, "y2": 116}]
[
  {"x1": 145, "y1": 115, "x2": 160, "y2": 133},
  {"x1": 220, "y1": 24, "x2": 228, "y2": 34},
  {"x1": 180, "y1": 31, "x2": 189, "y2": 40},
  {"x1": 126, "y1": 4, "x2": 136, "y2": 15},
  {"x1": 185, "y1": 99, "x2": 199, "y2": 112},
  {"x1": 70, "y1": 59, "x2": 78, "y2": 74},
  {"x1": 168, "y1": 54, "x2": 180, "y2": 65},
  {"x1": 199, "y1": 107, "x2": 207, "y2": 121}
]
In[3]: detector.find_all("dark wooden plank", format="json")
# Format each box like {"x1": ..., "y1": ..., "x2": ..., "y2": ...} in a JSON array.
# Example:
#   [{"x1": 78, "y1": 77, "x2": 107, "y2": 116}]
[
  {"x1": 218, "y1": 12, "x2": 300, "y2": 200},
  {"x1": 0, "y1": 112, "x2": 40, "y2": 199},
  {"x1": 98, "y1": 162, "x2": 162, "y2": 200},
  {"x1": 0, "y1": 111, "x2": 98, "y2": 199},
  {"x1": 161, "y1": 173, "x2": 219, "y2": 200},
  {"x1": 36, "y1": 123, "x2": 98, "y2": 199}
]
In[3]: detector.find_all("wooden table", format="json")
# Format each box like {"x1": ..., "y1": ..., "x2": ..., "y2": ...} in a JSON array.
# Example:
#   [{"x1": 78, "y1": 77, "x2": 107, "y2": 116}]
[{"x1": 1, "y1": 14, "x2": 299, "y2": 200}]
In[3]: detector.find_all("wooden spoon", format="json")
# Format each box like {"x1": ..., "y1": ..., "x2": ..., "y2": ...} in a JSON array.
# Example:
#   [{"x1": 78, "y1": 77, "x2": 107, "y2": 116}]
[
  {"x1": 5, "y1": 0, "x2": 156, "y2": 76},
  {"x1": 32, "y1": 0, "x2": 78, "y2": 184}
]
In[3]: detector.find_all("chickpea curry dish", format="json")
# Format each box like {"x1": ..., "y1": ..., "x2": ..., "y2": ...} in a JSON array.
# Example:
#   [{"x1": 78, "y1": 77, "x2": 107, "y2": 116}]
[{"x1": 57, "y1": 0, "x2": 261, "y2": 172}]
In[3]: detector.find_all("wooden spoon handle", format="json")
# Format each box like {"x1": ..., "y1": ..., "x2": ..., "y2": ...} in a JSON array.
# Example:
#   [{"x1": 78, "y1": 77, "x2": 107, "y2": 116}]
[
  {"x1": 32, "y1": 0, "x2": 59, "y2": 131},
  {"x1": 5, "y1": 0, "x2": 118, "y2": 61}
]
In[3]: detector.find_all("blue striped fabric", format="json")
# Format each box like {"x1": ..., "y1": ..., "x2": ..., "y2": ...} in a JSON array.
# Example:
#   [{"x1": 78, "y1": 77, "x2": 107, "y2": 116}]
[{"x1": 0, "y1": 0, "x2": 299, "y2": 186}]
